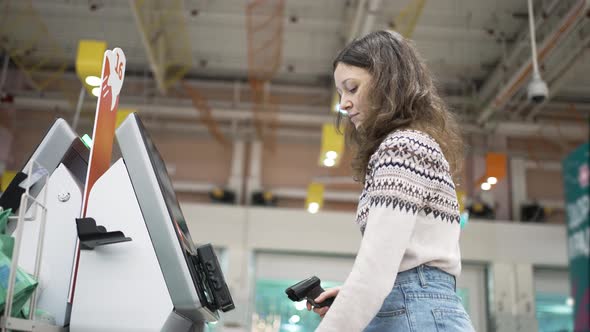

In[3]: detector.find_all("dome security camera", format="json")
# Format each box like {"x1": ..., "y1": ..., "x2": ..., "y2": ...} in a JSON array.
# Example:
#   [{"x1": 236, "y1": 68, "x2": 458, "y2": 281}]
[
  {"x1": 526, "y1": 0, "x2": 549, "y2": 104},
  {"x1": 527, "y1": 74, "x2": 549, "y2": 104}
]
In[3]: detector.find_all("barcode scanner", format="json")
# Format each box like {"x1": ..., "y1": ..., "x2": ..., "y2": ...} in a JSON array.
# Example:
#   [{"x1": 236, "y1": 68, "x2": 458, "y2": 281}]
[{"x1": 285, "y1": 276, "x2": 334, "y2": 308}]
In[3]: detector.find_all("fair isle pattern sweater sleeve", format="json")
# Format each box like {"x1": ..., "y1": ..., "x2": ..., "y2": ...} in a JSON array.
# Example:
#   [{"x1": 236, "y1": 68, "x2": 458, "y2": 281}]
[{"x1": 315, "y1": 130, "x2": 460, "y2": 332}]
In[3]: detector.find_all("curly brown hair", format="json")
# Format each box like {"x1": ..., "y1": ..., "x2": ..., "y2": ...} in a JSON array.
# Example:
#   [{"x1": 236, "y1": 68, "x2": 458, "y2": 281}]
[{"x1": 334, "y1": 30, "x2": 464, "y2": 183}]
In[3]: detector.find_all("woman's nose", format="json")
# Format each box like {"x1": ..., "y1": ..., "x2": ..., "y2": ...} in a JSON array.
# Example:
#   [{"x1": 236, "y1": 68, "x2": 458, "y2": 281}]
[{"x1": 340, "y1": 99, "x2": 352, "y2": 111}]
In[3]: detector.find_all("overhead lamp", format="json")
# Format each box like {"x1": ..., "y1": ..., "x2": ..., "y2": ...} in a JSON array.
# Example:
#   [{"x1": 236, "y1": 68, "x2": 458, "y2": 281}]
[
  {"x1": 475, "y1": 152, "x2": 506, "y2": 191},
  {"x1": 305, "y1": 182, "x2": 324, "y2": 214},
  {"x1": 91, "y1": 87, "x2": 100, "y2": 97},
  {"x1": 481, "y1": 182, "x2": 491, "y2": 191},
  {"x1": 323, "y1": 158, "x2": 336, "y2": 167},
  {"x1": 486, "y1": 153, "x2": 507, "y2": 181},
  {"x1": 85, "y1": 75, "x2": 101, "y2": 86},
  {"x1": 76, "y1": 40, "x2": 107, "y2": 96},
  {"x1": 307, "y1": 202, "x2": 320, "y2": 214},
  {"x1": 319, "y1": 123, "x2": 344, "y2": 168}
]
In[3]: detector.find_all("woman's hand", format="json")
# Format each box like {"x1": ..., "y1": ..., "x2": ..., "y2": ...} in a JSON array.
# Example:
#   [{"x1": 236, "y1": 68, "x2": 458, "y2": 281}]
[{"x1": 306, "y1": 287, "x2": 340, "y2": 319}]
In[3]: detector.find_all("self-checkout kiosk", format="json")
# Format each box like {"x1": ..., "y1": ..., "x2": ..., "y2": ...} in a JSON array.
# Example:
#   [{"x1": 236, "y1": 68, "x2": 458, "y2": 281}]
[
  {"x1": 0, "y1": 116, "x2": 233, "y2": 331},
  {"x1": 69, "y1": 113, "x2": 233, "y2": 331},
  {"x1": 0, "y1": 119, "x2": 85, "y2": 329},
  {"x1": 1, "y1": 43, "x2": 233, "y2": 330}
]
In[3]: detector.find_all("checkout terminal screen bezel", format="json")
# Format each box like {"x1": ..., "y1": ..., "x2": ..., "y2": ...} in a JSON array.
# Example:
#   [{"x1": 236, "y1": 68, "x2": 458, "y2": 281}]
[{"x1": 132, "y1": 116, "x2": 214, "y2": 310}]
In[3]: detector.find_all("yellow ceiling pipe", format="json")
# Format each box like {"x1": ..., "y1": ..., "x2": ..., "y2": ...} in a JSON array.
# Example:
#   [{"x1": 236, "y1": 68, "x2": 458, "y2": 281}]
[
  {"x1": 390, "y1": 0, "x2": 427, "y2": 38},
  {"x1": 130, "y1": 0, "x2": 193, "y2": 95},
  {"x1": 75, "y1": 40, "x2": 107, "y2": 98}
]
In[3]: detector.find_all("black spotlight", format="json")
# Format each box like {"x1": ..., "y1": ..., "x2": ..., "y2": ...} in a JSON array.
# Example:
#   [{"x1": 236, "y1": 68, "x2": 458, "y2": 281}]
[
  {"x1": 521, "y1": 201, "x2": 546, "y2": 223},
  {"x1": 467, "y1": 201, "x2": 495, "y2": 220},
  {"x1": 208, "y1": 187, "x2": 236, "y2": 204},
  {"x1": 251, "y1": 191, "x2": 277, "y2": 207}
]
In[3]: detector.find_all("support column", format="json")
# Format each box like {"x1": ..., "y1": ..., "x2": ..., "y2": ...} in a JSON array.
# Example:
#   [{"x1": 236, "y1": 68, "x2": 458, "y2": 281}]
[
  {"x1": 489, "y1": 263, "x2": 518, "y2": 332},
  {"x1": 0, "y1": 109, "x2": 15, "y2": 186},
  {"x1": 227, "y1": 140, "x2": 245, "y2": 204},
  {"x1": 221, "y1": 247, "x2": 253, "y2": 330},
  {"x1": 245, "y1": 140, "x2": 262, "y2": 205},
  {"x1": 514, "y1": 264, "x2": 538, "y2": 331},
  {"x1": 510, "y1": 157, "x2": 527, "y2": 221},
  {"x1": 0, "y1": 127, "x2": 11, "y2": 176},
  {"x1": 488, "y1": 263, "x2": 539, "y2": 332},
  {"x1": 491, "y1": 136, "x2": 510, "y2": 220}
]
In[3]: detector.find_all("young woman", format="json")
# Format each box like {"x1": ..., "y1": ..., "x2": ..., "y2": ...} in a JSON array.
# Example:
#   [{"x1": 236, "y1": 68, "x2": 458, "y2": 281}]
[{"x1": 307, "y1": 30, "x2": 474, "y2": 331}]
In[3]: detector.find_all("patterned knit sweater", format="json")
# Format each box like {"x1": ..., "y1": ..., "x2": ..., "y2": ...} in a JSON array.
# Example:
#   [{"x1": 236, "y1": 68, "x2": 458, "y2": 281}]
[{"x1": 316, "y1": 129, "x2": 462, "y2": 332}]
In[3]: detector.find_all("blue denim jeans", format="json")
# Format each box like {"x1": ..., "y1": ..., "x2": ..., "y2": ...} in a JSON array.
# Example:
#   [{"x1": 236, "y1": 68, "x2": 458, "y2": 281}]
[{"x1": 364, "y1": 265, "x2": 475, "y2": 332}]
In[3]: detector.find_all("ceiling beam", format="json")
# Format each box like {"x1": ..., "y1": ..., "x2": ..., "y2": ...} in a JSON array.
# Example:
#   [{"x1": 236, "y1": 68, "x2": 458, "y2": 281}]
[
  {"x1": 10, "y1": 95, "x2": 588, "y2": 141},
  {"x1": 4, "y1": 69, "x2": 332, "y2": 99},
  {"x1": 11, "y1": 96, "x2": 334, "y2": 125},
  {"x1": 476, "y1": 0, "x2": 589, "y2": 125},
  {"x1": 526, "y1": 34, "x2": 590, "y2": 120},
  {"x1": 359, "y1": 0, "x2": 382, "y2": 36},
  {"x1": 492, "y1": 120, "x2": 588, "y2": 141},
  {"x1": 129, "y1": 0, "x2": 167, "y2": 95},
  {"x1": 348, "y1": 0, "x2": 368, "y2": 42}
]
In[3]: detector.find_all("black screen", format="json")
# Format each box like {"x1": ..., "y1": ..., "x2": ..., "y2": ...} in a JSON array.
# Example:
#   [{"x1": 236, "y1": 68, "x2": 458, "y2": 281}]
[{"x1": 60, "y1": 138, "x2": 90, "y2": 185}]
